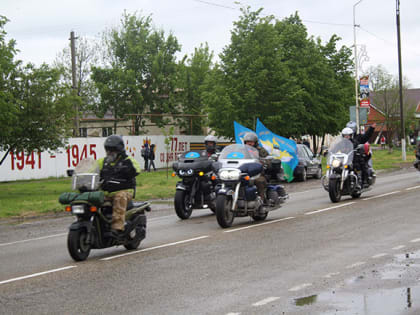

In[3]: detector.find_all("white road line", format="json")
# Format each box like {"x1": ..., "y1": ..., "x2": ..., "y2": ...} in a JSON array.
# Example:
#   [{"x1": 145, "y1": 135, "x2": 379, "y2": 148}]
[
  {"x1": 410, "y1": 238, "x2": 420, "y2": 243},
  {"x1": 372, "y1": 253, "x2": 388, "y2": 259},
  {"x1": 288, "y1": 283, "x2": 312, "y2": 292},
  {"x1": 226, "y1": 313, "x2": 241, "y2": 315},
  {"x1": 252, "y1": 297, "x2": 280, "y2": 306},
  {"x1": 101, "y1": 235, "x2": 209, "y2": 261},
  {"x1": 362, "y1": 191, "x2": 401, "y2": 201},
  {"x1": 346, "y1": 261, "x2": 366, "y2": 269},
  {"x1": 0, "y1": 266, "x2": 76, "y2": 285},
  {"x1": 224, "y1": 217, "x2": 295, "y2": 233},
  {"x1": 324, "y1": 272, "x2": 340, "y2": 278},
  {"x1": 406, "y1": 185, "x2": 420, "y2": 191},
  {"x1": 304, "y1": 202, "x2": 355, "y2": 216},
  {"x1": 392, "y1": 245, "x2": 406, "y2": 250},
  {"x1": 0, "y1": 233, "x2": 67, "y2": 247}
]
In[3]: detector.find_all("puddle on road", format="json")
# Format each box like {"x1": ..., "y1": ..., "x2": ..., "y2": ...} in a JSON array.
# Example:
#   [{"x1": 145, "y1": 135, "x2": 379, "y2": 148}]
[
  {"x1": 295, "y1": 286, "x2": 420, "y2": 314},
  {"x1": 294, "y1": 250, "x2": 420, "y2": 314}
]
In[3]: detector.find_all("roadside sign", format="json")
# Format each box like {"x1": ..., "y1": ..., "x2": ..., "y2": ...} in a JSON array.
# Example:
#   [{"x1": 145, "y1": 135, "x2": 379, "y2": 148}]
[
  {"x1": 350, "y1": 106, "x2": 368, "y2": 125},
  {"x1": 360, "y1": 99, "x2": 370, "y2": 108}
]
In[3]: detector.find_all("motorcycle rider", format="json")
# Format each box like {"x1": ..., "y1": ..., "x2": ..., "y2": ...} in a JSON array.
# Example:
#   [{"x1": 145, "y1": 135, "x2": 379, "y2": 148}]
[
  {"x1": 204, "y1": 135, "x2": 218, "y2": 157},
  {"x1": 243, "y1": 132, "x2": 269, "y2": 205},
  {"x1": 343, "y1": 121, "x2": 376, "y2": 188},
  {"x1": 98, "y1": 135, "x2": 141, "y2": 238}
]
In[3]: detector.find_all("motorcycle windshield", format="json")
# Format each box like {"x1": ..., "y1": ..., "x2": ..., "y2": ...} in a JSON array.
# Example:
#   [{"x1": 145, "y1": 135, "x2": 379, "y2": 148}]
[
  {"x1": 218, "y1": 144, "x2": 259, "y2": 161},
  {"x1": 72, "y1": 158, "x2": 100, "y2": 191},
  {"x1": 327, "y1": 137, "x2": 354, "y2": 161}
]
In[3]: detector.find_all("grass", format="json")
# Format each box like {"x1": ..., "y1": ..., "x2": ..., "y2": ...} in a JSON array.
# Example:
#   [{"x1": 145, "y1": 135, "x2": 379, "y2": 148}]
[
  {"x1": 0, "y1": 170, "x2": 178, "y2": 219},
  {"x1": 0, "y1": 147, "x2": 417, "y2": 219}
]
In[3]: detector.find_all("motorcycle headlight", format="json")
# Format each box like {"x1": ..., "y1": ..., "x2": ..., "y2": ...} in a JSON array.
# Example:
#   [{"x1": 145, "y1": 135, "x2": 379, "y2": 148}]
[
  {"x1": 219, "y1": 169, "x2": 241, "y2": 181},
  {"x1": 178, "y1": 169, "x2": 185, "y2": 176},
  {"x1": 332, "y1": 159, "x2": 341, "y2": 168},
  {"x1": 186, "y1": 169, "x2": 193, "y2": 175},
  {"x1": 71, "y1": 204, "x2": 86, "y2": 214}
]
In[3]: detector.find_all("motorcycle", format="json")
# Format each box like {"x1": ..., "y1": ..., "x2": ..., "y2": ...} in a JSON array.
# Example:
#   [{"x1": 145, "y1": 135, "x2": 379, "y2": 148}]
[
  {"x1": 172, "y1": 150, "x2": 217, "y2": 219},
  {"x1": 213, "y1": 144, "x2": 288, "y2": 228},
  {"x1": 59, "y1": 158, "x2": 150, "y2": 261},
  {"x1": 322, "y1": 137, "x2": 376, "y2": 203}
]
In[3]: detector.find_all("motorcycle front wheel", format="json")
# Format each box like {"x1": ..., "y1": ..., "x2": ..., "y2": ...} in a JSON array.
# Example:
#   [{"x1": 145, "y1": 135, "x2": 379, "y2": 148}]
[
  {"x1": 215, "y1": 194, "x2": 234, "y2": 228},
  {"x1": 328, "y1": 178, "x2": 341, "y2": 203},
  {"x1": 67, "y1": 229, "x2": 91, "y2": 261},
  {"x1": 174, "y1": 190, "x2": 193, "y2": 219}
]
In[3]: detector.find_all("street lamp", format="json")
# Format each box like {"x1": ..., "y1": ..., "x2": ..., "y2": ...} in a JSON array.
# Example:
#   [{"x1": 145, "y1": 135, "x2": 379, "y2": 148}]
[{"x1": 353, "y1": 0, "x2": 363, "y2": 133}]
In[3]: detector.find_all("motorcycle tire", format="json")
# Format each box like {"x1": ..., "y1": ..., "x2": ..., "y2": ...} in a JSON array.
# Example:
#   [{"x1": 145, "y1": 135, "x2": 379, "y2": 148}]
[
  {"x1": 215, "y1": 194, "x2": 234, "y2": 228},
  {"x1": 328, "y1": 178, "x2": 341, "y2": 203},
  {"x1": 67, "y1": 229, "x2": 91, "y2": 261},
  {"x1": 174, "y1": 190, "x2": 193, "y2": 219},
  {"x1": 124, "y1": 224, "x2": 145, "y2": 250}
]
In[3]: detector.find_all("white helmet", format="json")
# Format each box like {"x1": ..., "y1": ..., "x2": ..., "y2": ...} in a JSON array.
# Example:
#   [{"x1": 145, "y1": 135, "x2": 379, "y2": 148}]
[{"x1": 341, "y1": 127, "x2": 353, "y2": 138}]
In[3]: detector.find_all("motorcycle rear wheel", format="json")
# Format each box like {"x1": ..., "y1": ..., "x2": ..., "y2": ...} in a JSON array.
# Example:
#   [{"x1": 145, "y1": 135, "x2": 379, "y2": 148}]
[
  {"x1": 328, "y1": 179, "x2": 341, "y2": 203},
  {"x1": 67, "y1": 229, "x2": 91, "y2": 261},
  {"x1": 174, "y1": 190, "x2": 193, "y2": 219},
  {"x1": 216, "y1": 195, "x2": 234, "y2": 228}
]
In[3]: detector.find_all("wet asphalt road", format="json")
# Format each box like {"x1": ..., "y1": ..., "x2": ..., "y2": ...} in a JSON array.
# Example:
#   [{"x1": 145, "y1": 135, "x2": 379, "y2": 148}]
[{"x1": 0, "y1": 168, "x2": 420, "y2": 314}]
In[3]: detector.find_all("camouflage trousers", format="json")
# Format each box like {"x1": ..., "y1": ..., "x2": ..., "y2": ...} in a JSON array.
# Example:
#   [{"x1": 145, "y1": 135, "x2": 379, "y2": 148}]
[
  {"x1": 106, "y1": 190, "x2": 133, "y2": 231},
  {"x1": 255, "y1": 175, "x2": 267, "y2": 200}
]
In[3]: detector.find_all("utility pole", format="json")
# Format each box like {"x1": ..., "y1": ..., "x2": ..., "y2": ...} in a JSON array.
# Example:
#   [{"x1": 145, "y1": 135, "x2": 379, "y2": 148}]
[
  {"x1": 396, "y1": 0, "x2": 406, "y2": 160},
  {"x1": 70, "y1": 31, "x2": 79, "y2": 137},
  {"x1": 353, "y1": 0, "x2": 363, "y2": 133}
]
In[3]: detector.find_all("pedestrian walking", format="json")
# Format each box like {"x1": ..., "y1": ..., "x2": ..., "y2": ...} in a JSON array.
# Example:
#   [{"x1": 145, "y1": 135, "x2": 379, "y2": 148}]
[
  {"x1": 380, "y1": 135, "x2": 386, "y2": 149},
  {"x1": 148, "y1": 144, "x2": 156, "y2": 171},
  {"x1": 141, "y1": 143, "x2": 149, "y2": 171}
]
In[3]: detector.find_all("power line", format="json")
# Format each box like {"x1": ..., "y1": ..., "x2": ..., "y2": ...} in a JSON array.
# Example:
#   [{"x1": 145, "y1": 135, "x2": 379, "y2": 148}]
[{"x1": 192, "y1": 0, "x2": 236, "y2": 10}]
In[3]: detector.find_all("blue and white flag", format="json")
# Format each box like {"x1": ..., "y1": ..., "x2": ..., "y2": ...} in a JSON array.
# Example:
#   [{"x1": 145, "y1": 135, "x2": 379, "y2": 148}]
[
  {"x1": 256, "y1": 119, "x2": 298, "y2": 182},
  {"x1": 234, "y1": 121, "x2": 255, "y2": 144}
]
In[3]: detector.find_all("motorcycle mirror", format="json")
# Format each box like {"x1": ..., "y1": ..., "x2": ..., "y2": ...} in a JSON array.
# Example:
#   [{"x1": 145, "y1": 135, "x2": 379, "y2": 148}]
[{"x1": 66, "y1": 170, "x2": 74, "y2": 177}]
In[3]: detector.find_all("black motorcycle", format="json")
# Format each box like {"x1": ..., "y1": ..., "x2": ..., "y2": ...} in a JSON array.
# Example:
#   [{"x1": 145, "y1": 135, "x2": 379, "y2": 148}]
[
  {"x1": 59, "y1": 158, "x2": 150, "y2": 261},
  {"x1": 172, "y1": 150, "x2": 217, "y2": 219}
]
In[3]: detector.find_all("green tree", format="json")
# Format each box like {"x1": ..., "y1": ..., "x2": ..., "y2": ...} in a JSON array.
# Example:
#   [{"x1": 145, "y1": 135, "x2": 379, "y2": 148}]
[
  {"x1": 54, "y1": 36, "x2": 100, "y2": 112},
  {"x1": 176, "y1": 43, "x2": 214, "y2": 135},
  {"x1": 92, "y1": 12, "x2": 181, "y2": 134},
  {"x1": 0, "y1": 16, "x2": 74, "y2": 165}
]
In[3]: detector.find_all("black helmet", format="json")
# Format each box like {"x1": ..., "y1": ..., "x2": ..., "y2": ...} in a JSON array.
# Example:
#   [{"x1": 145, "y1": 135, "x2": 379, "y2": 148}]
[
  {"x1": 243, "y1": 132, "x2": 258, "y2": 147},
  {"x1": 104, "y1": 135, "x2": 124, "y2": 153}
]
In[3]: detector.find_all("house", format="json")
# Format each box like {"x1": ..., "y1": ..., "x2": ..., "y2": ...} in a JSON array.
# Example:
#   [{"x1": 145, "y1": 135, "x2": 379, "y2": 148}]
[{"x1": 366, "y1": 88, "x2": 420, "y2": 143}]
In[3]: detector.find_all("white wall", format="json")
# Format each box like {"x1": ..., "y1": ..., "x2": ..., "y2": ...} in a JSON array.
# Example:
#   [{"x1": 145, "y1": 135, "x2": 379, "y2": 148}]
[{"x1": 0, "y1": 135, "x2": 207, "y2": 182}]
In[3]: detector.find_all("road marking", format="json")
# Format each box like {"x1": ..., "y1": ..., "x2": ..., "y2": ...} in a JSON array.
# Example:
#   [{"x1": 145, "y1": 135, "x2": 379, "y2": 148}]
[
  {"x1": 372, "y1": 253, "x2": 388, "y2": 259},
  {"x1": 101, "y1": 235, "x2": 209, "y2": 261},
  {"x1": 288, "y1": 283, "x2": 312, "y2": 292},
  {"x1": 392, "y1": 245, "x2": 406, "y2": 250},
  {"x1": 362, "y1": 191, "x2": 401, "y2": 201},
  {"x1": 406, "y1": 185, "x2": 420, "y2": 191},
  {"x1": 304, "y1": 202, "x2": 355, "y2": 216},
  {"x1": 410, "y1": 238, "x2": 420, "y2": 243},
  {"x1": 224, "y1": 217, "x2": 295, "y2": 233},
  {"x1": 0, "y1": 266, "x2": 76, "y2": 285},
  {"x1": 0, "y1": 233, "x2": 67, "y2": 247},
  {"x1": 226, "y1": 313, "x2": 241, "y2": 315},
  {"x1": 252, "y1": 297, "x2": 280, "y2": 306},
  {"x1": 324, "y1": 272, "x2": 340, "y2": 278},
  {"x1": 346, "y1": 261, "x2": 366, "y2": 269}
]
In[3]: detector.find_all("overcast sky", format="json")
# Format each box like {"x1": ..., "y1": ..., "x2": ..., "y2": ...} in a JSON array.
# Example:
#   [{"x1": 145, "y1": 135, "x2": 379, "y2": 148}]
[{"x1": 2, "y1": 0, "x2": 420, "y2": 87}]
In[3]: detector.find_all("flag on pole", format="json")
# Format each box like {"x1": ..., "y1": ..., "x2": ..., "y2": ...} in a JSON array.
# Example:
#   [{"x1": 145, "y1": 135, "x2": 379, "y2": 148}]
[
  {"x1": 233, "y1": 121, "x2": 254, "y2": 144},
  {"x1": 256, "y1": 119, "x2": 298, "y2": 182}
]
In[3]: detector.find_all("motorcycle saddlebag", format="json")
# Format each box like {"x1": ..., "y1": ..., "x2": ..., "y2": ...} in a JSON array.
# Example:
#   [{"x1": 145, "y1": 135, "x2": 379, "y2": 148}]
[
  {"x1": 239, "y1": 162, "x2": 262, "y2": 177},
  {"x1": 59, "y1": 192, "x2": 79, "y2": 205}
]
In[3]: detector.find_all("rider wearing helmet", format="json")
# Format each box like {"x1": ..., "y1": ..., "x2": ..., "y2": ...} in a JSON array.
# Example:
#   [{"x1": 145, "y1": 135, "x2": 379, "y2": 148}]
[
  {"x1": 344, "y1": 121, "x2": 376, "y2": 188},
  {"x1": 98, "y1": 135, "x2": 141, "y2": 238},
  {"x1": 204, "y1": 135, "x2": 218, "y2": 157},
  {"x1": 341, "y1": 127, "x2": 354, "y2": 140},
  {"x1": 243, "y1": 132, "x2": 269, "y2": 205}
]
